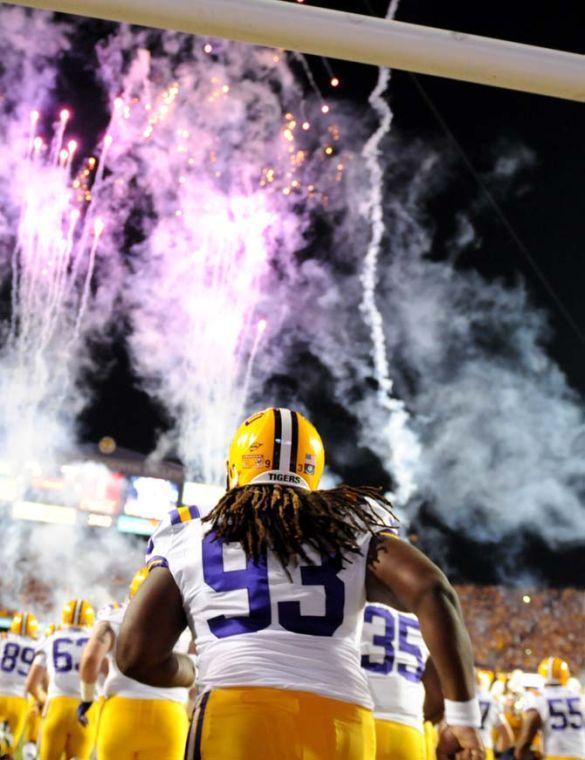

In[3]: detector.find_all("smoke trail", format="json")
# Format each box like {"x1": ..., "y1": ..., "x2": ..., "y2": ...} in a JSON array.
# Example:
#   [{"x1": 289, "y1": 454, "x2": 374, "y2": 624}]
[{"x1": 360, "y1": 0, "x2": 420, "y2": 505}]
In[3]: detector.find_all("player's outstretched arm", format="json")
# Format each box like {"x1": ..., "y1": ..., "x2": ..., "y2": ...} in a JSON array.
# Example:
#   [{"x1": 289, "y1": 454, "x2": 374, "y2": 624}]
[
  {"x1": 367, "y1": 536, "x2": 484, "y2": 758},
  {"x1": 513, "y1": 709, "x2": 541, "y2": 760},
  {"x1": 117, "y1": 566, "x2": 195, "y2": 689}
]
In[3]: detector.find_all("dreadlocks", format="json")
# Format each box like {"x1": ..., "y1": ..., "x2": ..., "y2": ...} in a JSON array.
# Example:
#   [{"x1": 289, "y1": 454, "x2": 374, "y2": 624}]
[{"x1": 203, "y1": 484, "x2": 397, "y2": 570}]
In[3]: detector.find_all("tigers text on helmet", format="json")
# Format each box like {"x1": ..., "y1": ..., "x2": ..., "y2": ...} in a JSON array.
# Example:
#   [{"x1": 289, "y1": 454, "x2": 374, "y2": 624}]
[
  {"x1": 227, "y1": 408, "x2": 324, "y2": 491},
  {"x1": 538, "y1": 656, "x2": 570, "y2": 685},
  {"x1": 61, "y1": 599, "x2": 95, "y2": 628},
  {"x1": 9, "y1": 612, "x2": 38, "y2": 639},
  {"x1": 129, "y1": 568, "x2": 149, "y2": 599}
]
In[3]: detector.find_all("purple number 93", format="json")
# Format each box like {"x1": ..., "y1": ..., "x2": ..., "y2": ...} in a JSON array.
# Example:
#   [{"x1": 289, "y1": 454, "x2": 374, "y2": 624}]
[{"x1": 202, "y1": 533, "x2": 345, "y2": 638}]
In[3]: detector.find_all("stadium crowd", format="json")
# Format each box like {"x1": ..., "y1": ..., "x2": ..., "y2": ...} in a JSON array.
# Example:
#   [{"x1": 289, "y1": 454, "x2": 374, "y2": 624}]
[{"x1": 456, "y1": 586, "x2": 585, "y2": 674}]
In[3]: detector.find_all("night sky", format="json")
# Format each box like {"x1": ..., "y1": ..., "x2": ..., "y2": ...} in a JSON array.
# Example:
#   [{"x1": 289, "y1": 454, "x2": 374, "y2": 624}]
[{"x1": 47, "y1": 0, "x2": 585, "y2": 585}]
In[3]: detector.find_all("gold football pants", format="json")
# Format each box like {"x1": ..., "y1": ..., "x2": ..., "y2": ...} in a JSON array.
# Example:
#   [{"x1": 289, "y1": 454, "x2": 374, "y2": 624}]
[
  {"x1": 39, "y1": 695, "x2": 98, "y2": 760},
  {"x1": 0, "y1": 694, "x2": 28, "y2": 750},
  {"x1": 374, "y1": 718, "x2": 426, "y2": 760},
  {"x1": 187, "y1": 686, "x2": 375, "y2": 760},
  {"x1": 97, "y1": 695, "x2": 189, "y2": 760}
]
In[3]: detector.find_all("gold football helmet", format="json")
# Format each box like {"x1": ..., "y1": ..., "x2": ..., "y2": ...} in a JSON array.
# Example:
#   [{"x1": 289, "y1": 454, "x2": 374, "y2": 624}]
[
  {"x1": 61, "y1": 599, "x2": 95, "y2": 628},
  {"x1": 227, "y1": 408, "x2": 324, "y2": 491}
]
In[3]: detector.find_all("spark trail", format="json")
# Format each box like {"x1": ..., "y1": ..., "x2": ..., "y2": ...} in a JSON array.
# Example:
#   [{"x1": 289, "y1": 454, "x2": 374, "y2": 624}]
[{"x1": 360, "y1": 0, "x2": 420, "y2": 504}]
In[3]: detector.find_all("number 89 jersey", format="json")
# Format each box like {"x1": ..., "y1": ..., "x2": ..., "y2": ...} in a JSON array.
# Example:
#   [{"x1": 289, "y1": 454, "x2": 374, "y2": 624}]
[
  {"x1": 0, "y1": 634, "x2": 37, "y2": 697},
  {"x1": 146, "y1": 504, "x2": 376, "y2": 709},
  {"x1": 34, "y1": 629, "x2": 90, "y2": 699},
  {"x1": 361, "y1": 603, "x2": 429, "y2": 731},
  {"x1": 524, "y1": 686, "x2": 585, "y2": 759}
]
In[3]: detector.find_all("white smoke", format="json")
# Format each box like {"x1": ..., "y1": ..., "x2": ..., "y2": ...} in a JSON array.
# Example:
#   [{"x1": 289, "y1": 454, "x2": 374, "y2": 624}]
[
  {"x1": 0, "y1": 519, "x2": 144, "y2": 618},
  {"x1": 372, "y1": 141, "x2": 585, "y2": 544}
]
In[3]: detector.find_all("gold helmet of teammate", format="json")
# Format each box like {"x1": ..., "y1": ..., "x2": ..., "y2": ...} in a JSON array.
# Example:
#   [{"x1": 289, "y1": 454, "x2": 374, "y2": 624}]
[
  {"x1": 61, "y1": 599, "x2": 95, "y2": 628},
  {"x1": 9, "y1": 612, "x2": 39, "y2": 639},
  {"x1": 538, "y1": 657, "x2": 570, "y2": 686},
  {"x1": 476, "y1": 668, "x2": 493, "y2": 693},
  {"x1": 43, "y1": 623, "x2": 57, "y2": 638},
  {"x1": 129, "y1": 568, "x2": 149, "y2": 599},
  {"x1": 227, "y1": 408, "x2": 325, "y2": 491}
]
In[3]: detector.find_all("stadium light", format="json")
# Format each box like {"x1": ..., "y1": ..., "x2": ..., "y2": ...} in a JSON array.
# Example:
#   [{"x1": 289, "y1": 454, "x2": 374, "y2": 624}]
[{"x1": 4, "y1": 0, "x2": 585, "y2": 102}]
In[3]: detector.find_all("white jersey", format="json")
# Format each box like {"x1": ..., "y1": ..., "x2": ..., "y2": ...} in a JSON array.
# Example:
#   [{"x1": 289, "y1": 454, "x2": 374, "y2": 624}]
[
  {"x1": 524, "y1": 685, "x2": 585, "y2": 759},
  {"x1": 146, "y1": 503, "x2": 387, "y2": 709},
  {"x1": 98, "y1": 603, "x2": 188, "y2": 703},
  {"x1": 477, "y1": 691, "x2": 503, "y2": 750},
  {"x1": 361, "y1": 603, "x2": 429, "y2": 730},
  {"x1": 35, "y1": 628, "x2": 91, "y2": 699},
  {"x1": 0, "y1": 634, "x2": 37, "y2": 698}
]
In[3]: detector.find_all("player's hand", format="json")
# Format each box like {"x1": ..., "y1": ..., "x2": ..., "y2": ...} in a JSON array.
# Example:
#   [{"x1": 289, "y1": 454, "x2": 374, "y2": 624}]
[
  {"x1": 437, "y1": 724, "x2": 485, "y2": 759},
  {"x1": 76, "y1": 701, "x2": 93, "y2": 727}
]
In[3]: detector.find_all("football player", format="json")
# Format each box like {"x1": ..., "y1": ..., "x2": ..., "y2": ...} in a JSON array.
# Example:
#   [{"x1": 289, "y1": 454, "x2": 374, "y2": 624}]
[
  {"x1": 361, "y1": 601, "x2": 444, "y2": 759},
  {"x1": 476, "y1": 669, "x2": 513, "y2": 760},
  {"x1": 117, "y1": 408, "x2": 485, "y2": 760},
  {"x1": 515, "y1": 658, "x2": 584, "y2": 760},
  {"x1": 78, "y1": 569, "x2": 190, "y2": 760},
  {"x1": 0, "y1": 613, "x2": 39, "y2": 758},
  {"x1": 26, "y1": 600, "x2": 97, "y2": 760}
]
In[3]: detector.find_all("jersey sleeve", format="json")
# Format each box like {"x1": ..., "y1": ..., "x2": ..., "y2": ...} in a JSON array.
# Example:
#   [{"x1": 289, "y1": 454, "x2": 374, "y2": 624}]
[
  {"x1": 97, "y1": 604, "x2": 123, "y2": 626},
  {"x1": 146, "y1": 505, "x2": 201, "y2": 634},
  {"x1": 522, "y1": 692, "x2": 547, "y2": 721}
]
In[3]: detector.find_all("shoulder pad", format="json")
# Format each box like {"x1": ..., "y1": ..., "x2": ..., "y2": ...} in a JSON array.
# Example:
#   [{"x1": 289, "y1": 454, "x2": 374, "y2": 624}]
[
  {"x1": 97, "y1": 603, "x2": 125, "y2": 624},
  {"x1": 169, "y1": 505, "x2": 201, "y2": 526}
]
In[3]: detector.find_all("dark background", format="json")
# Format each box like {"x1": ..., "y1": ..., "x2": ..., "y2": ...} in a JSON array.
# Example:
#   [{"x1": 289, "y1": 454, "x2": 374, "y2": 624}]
[{"x1": 61, "y1": 0, "x2": 584, "y2": 585}]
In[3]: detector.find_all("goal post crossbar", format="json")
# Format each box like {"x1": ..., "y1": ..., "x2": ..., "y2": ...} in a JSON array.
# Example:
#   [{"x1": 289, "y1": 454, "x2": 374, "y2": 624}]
[{"x1": 2, "y1": 0, "x2": 585, "y2": 101}]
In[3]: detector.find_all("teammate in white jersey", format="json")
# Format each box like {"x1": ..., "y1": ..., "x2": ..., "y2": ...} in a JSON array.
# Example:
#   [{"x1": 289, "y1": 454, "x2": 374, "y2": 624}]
[
  {"x1": 476, "y1": 669, "x2": 513, "y2": 760},
  {"x1": 77, "y1": 568, "x2": 190, "y2": 760},
  {"x1": 515, "y1": 657, "x2": 584, "y2": 760},
  {"x1": 117, "y1": 408, "x2": 484, "y2": 760},
  {"x1": 26, "y1": 599, "x2": 96, "y2": 760},
  {"x1": 361, "y1": 601, "x2": 444, "y2": 759},
  {"x1": 0, "y1": 613, "x2": 39, "y2": 758}
]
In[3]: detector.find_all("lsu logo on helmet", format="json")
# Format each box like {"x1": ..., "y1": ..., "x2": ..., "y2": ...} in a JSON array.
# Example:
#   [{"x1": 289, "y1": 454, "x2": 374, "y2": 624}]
[
  {"x1": 538, "y1": 657, "x2": 570, "y2": 685},
  {"x1": 9, "y1": 612, "x2": 39, "y2": 639},
  {"x1": 61, "y1": 599, "x2": 95, "y2": 628},
  {"x1": 227, "y1": 408, "x2": 325, "y2": 491}
]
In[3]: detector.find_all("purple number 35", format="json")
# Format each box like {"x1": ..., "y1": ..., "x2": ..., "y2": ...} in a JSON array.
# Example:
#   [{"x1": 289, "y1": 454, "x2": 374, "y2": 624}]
[{"x1": 202, "y1": 533, "x2": 345, "y2": 639}]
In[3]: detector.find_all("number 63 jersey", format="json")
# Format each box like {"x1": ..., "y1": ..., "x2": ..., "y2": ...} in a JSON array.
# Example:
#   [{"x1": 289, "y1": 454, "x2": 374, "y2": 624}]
[
  {"x1": 146, "y1": 504, "x2": 377, "y2": 709},
  {"x1": 523, "y1": 685, "x2": 584, "y2": 759},
  {"x1": 34, "y1": 629, "x2": 90, "y2": 699}
]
